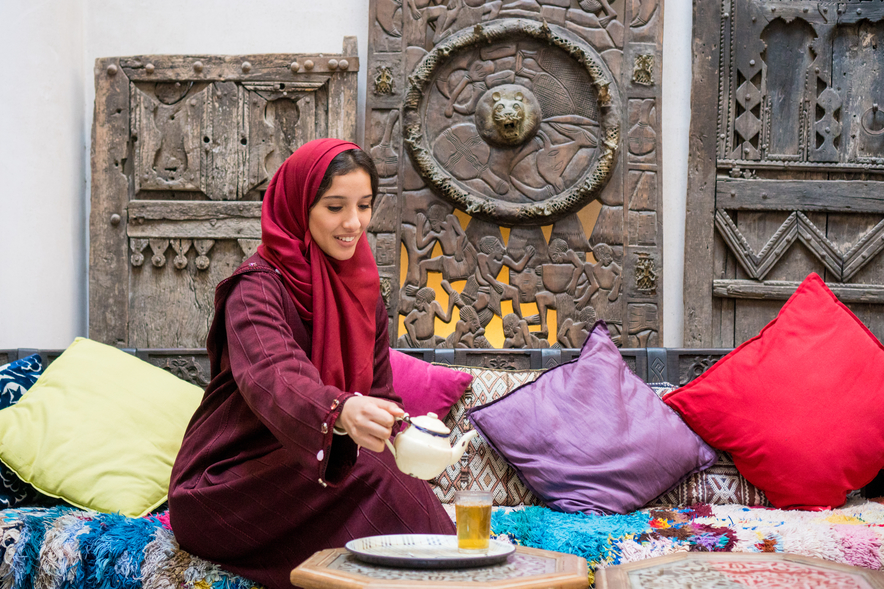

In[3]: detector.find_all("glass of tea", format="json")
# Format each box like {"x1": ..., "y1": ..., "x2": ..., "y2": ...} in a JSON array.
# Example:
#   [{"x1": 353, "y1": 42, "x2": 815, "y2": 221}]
[{"x1": 454, "y1": 490, "x2": 492, "y2": 552}]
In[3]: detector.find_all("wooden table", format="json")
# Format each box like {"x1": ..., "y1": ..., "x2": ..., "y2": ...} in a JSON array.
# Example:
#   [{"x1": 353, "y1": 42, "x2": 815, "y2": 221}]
[
  {"x1": 596, "y1": 552, "x2": 884, "y2": 588},
  {"x1": 290, "y1": 545, "x2": 588, "y2": 589}
]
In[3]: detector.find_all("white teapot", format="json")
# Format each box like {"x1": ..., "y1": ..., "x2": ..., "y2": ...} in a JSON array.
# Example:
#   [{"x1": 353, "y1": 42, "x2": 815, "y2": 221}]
[{"x1": 384, "y1": 413, "x2": 478, "y2": 480}]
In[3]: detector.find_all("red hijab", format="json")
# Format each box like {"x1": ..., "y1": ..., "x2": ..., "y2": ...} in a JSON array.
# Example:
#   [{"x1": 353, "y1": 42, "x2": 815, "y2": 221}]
[{"x1": 257, "y1": 139, "x2": 380, "y2": 394}]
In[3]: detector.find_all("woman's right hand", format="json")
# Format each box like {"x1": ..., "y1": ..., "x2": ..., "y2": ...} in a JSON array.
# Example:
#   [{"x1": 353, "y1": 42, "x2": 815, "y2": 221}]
[{"x1": 337, "y1": 396, "x2": 405, "y2": 452}]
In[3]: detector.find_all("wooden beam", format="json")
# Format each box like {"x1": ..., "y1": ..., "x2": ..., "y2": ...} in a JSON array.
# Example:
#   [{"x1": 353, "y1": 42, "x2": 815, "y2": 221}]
[
  {"x1": 683, "y1": 0, "x2": 723, "y2": 347},
  {"x1": 717, "y1": 179, "x2": 884, "y2": 213},
  {"x1": 89, "y1": 58, "x2": 131, "y2": 347},
  {"x1": 127, "y1": 201, "x2": 261, "y2": 239},
  {"x1": 119, "y1": 54, "x2": 359, "y2": 81},
  {"x1": 713, "y1": 279, "x2": 884, "y2": 304}
]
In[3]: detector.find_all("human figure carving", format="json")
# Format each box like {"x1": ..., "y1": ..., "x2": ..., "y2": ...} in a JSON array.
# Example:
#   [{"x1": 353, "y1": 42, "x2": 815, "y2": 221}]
[
  {"x1": 442, "y1": 305, "x2": 489, "y2": 349},
  {"x1": 502, "y1": 313, "x2": 549, "y2": 349},
  {"x1": 407, "y1": 0, "x2": 502, "y2": 47},
  {"x1": 578, "y1": 243, "x2": 622, "y2": 310},
  {"x1": 400, "y1": 221, "x2": 437, "y2": 288},
  {"x1": 577, "y1": 243, "x2": 621, "y2": 345},
  {"x1": 475, "y1": 236, "x2": 535, "y2": 318},
  {"x1": 398, "y1": 282, "x2": 460, "y2": 348},
  {"x1": 417, "y1": 206, "x2": 478, "y2": 285},
  {"x1": 557, "y1": 306, "x2": 597, "y2": 349},
  {"x1": 532, "y1": 238, "x2": 584, "y2": 337}
]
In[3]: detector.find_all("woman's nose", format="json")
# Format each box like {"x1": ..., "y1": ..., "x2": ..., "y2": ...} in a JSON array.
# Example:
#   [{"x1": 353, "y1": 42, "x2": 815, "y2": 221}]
[{"x1": 342, "y1": 207, "x2": 361, "y2": 230}]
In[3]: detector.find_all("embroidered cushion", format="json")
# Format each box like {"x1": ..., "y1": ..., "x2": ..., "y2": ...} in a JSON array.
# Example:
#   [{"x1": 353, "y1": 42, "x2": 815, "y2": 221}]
[
  {"x1": 0, "y1": 338, "x2": 204, "y2": 517},
  {"x1": 0, "y1": 354, "x2": 59, "y2": 509},
  {"x1": 429, "y1": 366, "x2": 545, "y2": 506},
  {"x1": 389, "y1": 349, "x2": 473, "y2": 418},
  {"x1": 468, "y1": 322, "x2": 716, "y2": 514},
  {"x1": 646, "y1": 450, "x2": 769, "y2": 507},
  {"x1": 645, "y1": 383, "x2": 769, "y2": 507},
  {"x1": 664, "y1": 273, "x2": 884, "y2": 510}
]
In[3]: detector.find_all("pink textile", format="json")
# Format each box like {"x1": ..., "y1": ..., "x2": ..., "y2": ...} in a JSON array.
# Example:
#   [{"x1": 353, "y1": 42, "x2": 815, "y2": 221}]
[
  {"x1": 389, "y1": 349, "x2": 473, "y2": 418},
  {"x1": 836, "y1": 525, "x2": 882, "y2": 570}
]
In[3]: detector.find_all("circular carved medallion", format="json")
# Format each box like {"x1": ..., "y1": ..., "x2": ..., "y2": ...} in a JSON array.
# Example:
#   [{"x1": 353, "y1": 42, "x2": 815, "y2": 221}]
[{"x1": 403, "y1": 18, "x2": 621, "y2": 226}]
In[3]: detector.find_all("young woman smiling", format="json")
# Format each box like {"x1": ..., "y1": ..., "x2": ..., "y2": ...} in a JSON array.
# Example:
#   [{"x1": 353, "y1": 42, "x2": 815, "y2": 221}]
[{"x1": 168, "y1": 139, "x2": 455, "y2": 589}]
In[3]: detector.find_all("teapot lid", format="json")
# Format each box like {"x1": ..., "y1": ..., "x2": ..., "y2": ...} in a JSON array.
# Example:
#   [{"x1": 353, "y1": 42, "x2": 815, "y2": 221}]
[{"x1": 407, "y1": 412, "x2": 450, "y2": 436}]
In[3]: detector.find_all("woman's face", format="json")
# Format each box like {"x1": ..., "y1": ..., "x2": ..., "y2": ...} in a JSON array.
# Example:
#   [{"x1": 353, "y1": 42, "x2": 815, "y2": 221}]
[{"x1": 308, "y1": 169, "x2": 373, "y2": 261}]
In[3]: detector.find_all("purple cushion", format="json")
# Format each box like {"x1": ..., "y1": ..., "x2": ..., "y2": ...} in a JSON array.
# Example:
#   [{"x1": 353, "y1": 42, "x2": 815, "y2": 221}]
[
  {"x1": 389, "y1": 349, "x2": 473, "y2": 418},
  {"x1": 467, "y1": 322, "x2": 716, "y2": 514}
]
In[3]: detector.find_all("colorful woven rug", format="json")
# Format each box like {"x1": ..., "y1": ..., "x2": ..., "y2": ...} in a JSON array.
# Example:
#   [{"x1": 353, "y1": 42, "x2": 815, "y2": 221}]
[
  {"x1": 491, "y1": 496, "x2": 884, "y2": 586},
  {"x1": 0, "y1": 506, "x2": 261, "y2": 589}
]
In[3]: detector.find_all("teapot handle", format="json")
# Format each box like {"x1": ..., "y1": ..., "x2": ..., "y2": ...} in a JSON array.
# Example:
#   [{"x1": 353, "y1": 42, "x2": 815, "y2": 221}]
[{"x1": 384, "y1": 438, "x2": 397, "y2": 458}]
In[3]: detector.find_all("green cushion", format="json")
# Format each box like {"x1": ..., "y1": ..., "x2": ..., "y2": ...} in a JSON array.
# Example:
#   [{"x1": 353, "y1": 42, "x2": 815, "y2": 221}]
[{"x1": 0, "y1": 338, "x2": 204, "y2": 517}]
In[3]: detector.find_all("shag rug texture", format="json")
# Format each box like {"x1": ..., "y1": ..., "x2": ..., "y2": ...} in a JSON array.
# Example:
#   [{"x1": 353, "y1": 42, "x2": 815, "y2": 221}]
[
  {"x1": 0, "y1": 507, "x2": 260, "y2": 589},
  {"x1": 491, "y1": 496, "x2": 884, "y2": 585},
  {"x1": 4, "y1": 498, "x2": 884, "y2": 588}
]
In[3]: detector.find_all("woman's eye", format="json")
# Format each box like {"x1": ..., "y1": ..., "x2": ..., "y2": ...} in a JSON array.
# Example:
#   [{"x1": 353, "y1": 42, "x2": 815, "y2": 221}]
[
  {"x1": 359, "y1": 204, "x2": 372, "y2": 211},
  {"x1": 327, "y1": 206, "x2": 343, "y2": 213}
]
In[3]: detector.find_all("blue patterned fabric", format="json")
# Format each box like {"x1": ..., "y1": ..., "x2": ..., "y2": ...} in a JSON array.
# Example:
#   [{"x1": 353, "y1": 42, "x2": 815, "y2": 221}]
[
  {"x1": 0, "y1": 507, "x2": 261, "y2": 589},
  {"x1": 0, "y1": 355, "x2": 56, "y2": 509},
  {"x1": 0, "y1": 354, "x2": 42, "y2": 410}
]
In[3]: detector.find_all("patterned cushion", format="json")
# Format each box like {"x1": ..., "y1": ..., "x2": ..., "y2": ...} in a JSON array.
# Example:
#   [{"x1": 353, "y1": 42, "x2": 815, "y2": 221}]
[
  {"x1": 0, "y1": 354, "x2": 59, "y2": 509},
  {"x1": 645, "y1": 382, "x2": 769, "y2": 507},
  {"x1": 430, "y1": 367, "x2": 545, "y2": 506},
  {"x1": 0, "y1": 354, "x2": 43, "y2": 409},
  {"x1": 645, "y1": 450, "x2": 770, "y2": 507}
]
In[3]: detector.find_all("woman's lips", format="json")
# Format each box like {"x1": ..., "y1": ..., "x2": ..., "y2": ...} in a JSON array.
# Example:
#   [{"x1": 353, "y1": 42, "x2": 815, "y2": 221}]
[{"x1": 335, "y1": 235, "x2": 358, "y2": 245}]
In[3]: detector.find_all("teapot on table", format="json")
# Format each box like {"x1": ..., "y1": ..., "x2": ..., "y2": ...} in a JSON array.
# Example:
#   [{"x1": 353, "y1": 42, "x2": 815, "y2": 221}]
[{"x1": 384, "y1": 413, "x2": 478, "y2": 480}]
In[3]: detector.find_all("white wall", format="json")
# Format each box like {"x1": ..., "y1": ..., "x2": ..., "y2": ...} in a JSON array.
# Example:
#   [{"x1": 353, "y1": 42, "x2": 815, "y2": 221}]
[
  {"x1": 0, "y1": 0, "x2": 87, "y2": 349},
  {"x1": 0, "y1": 0, "x2": 691, "y2": 349}
]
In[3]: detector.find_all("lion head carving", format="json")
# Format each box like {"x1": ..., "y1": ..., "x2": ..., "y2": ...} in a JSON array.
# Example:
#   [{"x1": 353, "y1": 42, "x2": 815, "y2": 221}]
[{"x1": 475, "y1": 84, "x2": 541, "y2": 146}]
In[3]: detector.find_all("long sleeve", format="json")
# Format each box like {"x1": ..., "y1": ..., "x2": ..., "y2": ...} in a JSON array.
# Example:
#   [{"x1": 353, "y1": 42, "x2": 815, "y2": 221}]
[{"x1": 224, "y1": 270, "x2": 358, "y2": 485}]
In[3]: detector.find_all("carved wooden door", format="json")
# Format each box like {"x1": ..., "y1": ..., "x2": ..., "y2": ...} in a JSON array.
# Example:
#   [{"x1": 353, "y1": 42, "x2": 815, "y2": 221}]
[
  {"x1": 366, "y1": 0, "x2": 666, "y2": 352},
  {"x1": 685, "y1": 0, "x2": 884, "y2": 347},
  {"x1": 90, "y1": 42, "x2": 358, "y2": 348}
]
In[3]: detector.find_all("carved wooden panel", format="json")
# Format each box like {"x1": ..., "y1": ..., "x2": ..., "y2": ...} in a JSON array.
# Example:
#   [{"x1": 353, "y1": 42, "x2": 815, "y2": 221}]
[
  {"x1": 366, "y1": 0, "x2": 665, "y2": 350},
  {"x1": 90, "y1": 42, "x2": 359, "y2": 347},
  {"x1": 685, "y1": 0, "x2": 884, "y2": 347}
]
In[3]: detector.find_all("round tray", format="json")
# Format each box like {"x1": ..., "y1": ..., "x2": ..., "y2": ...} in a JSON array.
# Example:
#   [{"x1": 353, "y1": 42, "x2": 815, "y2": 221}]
[{"x1": 345, "y1": 534, "x2": 515, "y2": 569}]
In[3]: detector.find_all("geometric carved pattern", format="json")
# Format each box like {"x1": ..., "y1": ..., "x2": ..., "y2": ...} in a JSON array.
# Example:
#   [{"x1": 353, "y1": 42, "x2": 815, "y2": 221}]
[
  {"x1": 715, "y1": 210, "x2": 884, "y2": 282},
  {"x1": 732, "y1": 68, "x2": 763, "y2": 160}
]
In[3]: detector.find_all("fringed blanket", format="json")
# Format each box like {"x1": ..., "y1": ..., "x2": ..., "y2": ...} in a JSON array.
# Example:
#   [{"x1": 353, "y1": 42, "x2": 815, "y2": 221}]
[
  {"x1": 491, "y1": 496, "x2": 884, "y2": 585},
  {"x1": 0, "y1": 507, "x2": 260, "y2": 589},
  {"x1": 4, "y1": 498, "x2": 884, "y2": 589}
]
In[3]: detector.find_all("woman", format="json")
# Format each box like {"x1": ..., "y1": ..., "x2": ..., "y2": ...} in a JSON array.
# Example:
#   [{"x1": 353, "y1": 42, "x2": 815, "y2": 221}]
[{"x1": 169, "y1": 139, "x2": 455, "y2": 589}]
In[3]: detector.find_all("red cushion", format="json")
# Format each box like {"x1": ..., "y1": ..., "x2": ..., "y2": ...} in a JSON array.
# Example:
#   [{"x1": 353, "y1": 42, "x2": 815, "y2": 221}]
[
  {"x1": 389, "y1": 349, "x2": 473, "y2": 418},
  {"x1": 663, "y1": 273, "x2": 884, "y2": 509}
]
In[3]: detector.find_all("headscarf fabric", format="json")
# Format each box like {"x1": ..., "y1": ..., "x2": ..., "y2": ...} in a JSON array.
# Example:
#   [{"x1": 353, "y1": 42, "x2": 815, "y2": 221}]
[{"x1": 257, "y1": 139, "x2": 380, "y2": 394}]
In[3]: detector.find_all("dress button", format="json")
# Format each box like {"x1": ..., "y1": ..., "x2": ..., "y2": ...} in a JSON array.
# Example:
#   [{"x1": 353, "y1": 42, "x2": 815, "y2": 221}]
[
  {"x1": 331, "y1": 399, "x2": 340, "y2": 409},
  {"x1": 316, "y1": 449, "x2": 324, "y2": 461},
  {"x1": 318, "y1": 478, "x2": 327, "y2": 488},
  {"x1": 321, "y1": 423, "x2": 328, "y2": 434}
]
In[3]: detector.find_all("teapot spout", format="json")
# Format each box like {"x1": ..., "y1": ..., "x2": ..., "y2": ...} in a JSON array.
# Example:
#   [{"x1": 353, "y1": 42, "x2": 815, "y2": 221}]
[
  {"x1": 384, "y1": 438, "x2": 397, "y2": 460},
  {"x1": 450, "y1": 430, "x2": 478, "y2": 465}
]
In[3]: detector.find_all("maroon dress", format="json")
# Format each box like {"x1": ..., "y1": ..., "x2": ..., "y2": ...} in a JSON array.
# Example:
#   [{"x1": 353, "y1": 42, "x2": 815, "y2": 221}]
[{"x1": 169, "y1": 256, "x2": 455, "y2": 589}]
